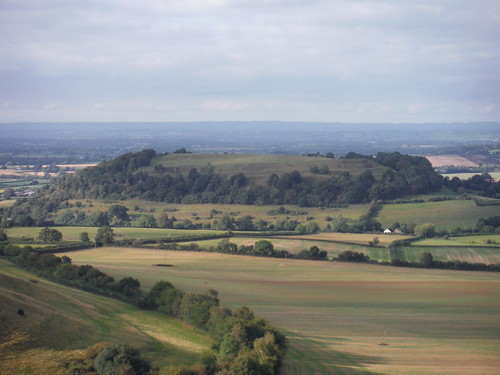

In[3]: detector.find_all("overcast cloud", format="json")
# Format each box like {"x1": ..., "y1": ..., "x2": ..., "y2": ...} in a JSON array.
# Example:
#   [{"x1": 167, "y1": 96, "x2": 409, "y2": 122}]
[{"x1": 1, "y1": 0, "x2": 499, "y2": 122}]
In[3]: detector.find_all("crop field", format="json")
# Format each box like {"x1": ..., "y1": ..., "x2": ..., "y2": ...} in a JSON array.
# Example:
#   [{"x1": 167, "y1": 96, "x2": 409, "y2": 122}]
[
  {"x1": 147, "y1": 153, "x2": 389, "y2": 184},
  {"x1": 0, "y1": 259, "x2": 211, "y2": 374},
  {"x1": 63, "y1": 247, "x2": 500, "y2": 375},
  {"x1": 401, "y1": 245, "x2": 500, "y2": 264},
  {"x1": 414, "y1": 235, "x2": 500, "y2": 247},
  {"x1": 4, "y1": 226, "x2": 225, "y2": 242},
  {"x1": 376, "y1": 199, "x2": 500, "y2": 230},
  {"x1": 425, "y1": 155, "x2": 479, "y2": 168}
]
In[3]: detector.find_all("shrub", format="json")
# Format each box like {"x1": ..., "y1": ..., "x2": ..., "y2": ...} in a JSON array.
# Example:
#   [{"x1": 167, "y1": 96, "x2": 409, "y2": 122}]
[{"x1": 94, "y1": 344, "x2": 151, "y2": 375}]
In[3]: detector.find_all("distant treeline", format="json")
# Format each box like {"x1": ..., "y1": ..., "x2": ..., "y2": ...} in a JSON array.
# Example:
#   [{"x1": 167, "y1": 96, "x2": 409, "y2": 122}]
[{"x1": 0, "y1": 243, "x2": 286, "y2": 375}]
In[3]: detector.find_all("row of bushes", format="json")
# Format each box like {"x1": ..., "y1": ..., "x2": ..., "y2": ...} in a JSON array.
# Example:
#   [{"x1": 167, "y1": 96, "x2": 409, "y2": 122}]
[{"x1": 160, "y1": 239, "x2": 329, "y2": 261}]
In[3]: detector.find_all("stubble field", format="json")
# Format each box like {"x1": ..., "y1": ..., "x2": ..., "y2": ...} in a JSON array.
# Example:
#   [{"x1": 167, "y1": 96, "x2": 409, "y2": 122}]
[{"x1": 62, "y1": 247, "x2": 500, "y2": 375}]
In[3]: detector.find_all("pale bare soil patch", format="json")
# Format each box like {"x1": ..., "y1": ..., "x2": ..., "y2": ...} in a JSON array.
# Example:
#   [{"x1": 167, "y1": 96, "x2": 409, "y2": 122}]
[{"x1": 425, "y1": 155, "x2": 479, "y2": 167}]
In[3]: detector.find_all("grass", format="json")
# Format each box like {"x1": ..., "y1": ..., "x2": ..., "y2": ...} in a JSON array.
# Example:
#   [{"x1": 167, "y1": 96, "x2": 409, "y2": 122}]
[
  {"x1": 62, "y1": 247, "x2": 500, "y2": 375},
  {"x1": 0, "y1": 258, "x2": 211, "y2": 374},
  {"x1": 376, "y1": 199, "x2": 500, "y2": 230}
]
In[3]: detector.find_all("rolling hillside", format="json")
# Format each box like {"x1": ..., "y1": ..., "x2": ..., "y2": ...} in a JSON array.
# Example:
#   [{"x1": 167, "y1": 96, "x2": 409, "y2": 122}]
[{"x1": 0, "y1": 259, "x2": 211, "y2": 374}]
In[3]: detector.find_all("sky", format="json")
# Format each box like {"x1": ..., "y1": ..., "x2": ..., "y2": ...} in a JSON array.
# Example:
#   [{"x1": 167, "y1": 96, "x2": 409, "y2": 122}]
[{"x1": 1, "y1": 0, "x2": 499, "y2": 123}]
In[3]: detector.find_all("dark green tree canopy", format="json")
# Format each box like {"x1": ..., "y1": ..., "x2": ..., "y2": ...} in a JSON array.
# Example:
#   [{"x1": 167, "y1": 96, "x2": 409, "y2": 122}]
[
  {"x1": 95, "y1": 226, "x2": 114, "y2": 245},
  {"x1": 38, "y1": 227, "x2": 63, "y2": 242}
]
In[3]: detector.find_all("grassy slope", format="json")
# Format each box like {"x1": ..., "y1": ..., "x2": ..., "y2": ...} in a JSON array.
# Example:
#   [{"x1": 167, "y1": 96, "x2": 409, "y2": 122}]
[
  {"x1": 148, "y1": 153, "x2": 388, "y2": 184},
  {"x1": 0, "y1": 259, "x2": 211, "y2": 374},
  {"x1": 64, "y1": 247, "x2": 500, "y2": 375}
]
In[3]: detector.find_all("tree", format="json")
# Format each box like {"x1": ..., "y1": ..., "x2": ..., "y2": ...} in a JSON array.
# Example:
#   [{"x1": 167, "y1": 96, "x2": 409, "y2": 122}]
[
  {"x1": 80, "y1": 231, "x2": 90, "y2": 243},
  {"x1": 420, "y1": 252, "x2": 434, "y2": 268},
  {"x1": 108, "y1": 204, "x2": 130, "y2": 222},
  {"x1": 254, "y1": 240, "x2": 275, "y2": 257},
  {"x1": 138, "y1": 214, "x2": 157, "y2": 228},
  {"x1": 95, "y1": 226, "x2": 114, "y2": 245},
  {"x1": 180, "y1": 291, "x2": 220, "y2": 329},
  {"x1": 0, "y1": 229, "x2": 7, "y2": 241},
  {"x1": 38, "y1": 227, "x2": 63, "y2": 242},
  {"x1": 117, "y1": 276, "x2": 141, "y2": 298},
  {"x1": 414, "y1": 223, "x2": 435, "y2": 238},
  {"x1": 94, "y1": 344, "x2": 151, "y2": 375},
  {"x1": 157, "y1": 213, "x2": 174, "y2": 228}
]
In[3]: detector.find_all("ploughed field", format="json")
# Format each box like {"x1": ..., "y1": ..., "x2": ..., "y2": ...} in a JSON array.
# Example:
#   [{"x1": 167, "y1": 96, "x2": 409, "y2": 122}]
[{"x1": 63, "y1": 247, "x2": 500, "y2": 375}]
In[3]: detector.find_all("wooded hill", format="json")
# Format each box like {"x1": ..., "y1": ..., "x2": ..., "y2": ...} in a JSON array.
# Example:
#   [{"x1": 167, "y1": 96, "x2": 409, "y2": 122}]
[
  {"x1": 1, "y1": 150, "x2": 449, "y2": 227},
  {"x1": 50, "y1": 149, "x2": 442, "y2": 204}
]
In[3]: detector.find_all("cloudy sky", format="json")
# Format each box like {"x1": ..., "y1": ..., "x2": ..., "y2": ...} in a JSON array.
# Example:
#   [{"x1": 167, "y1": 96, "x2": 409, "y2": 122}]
[{"x1": 1, "y1": 0, "x2": 499, "y2": 123}]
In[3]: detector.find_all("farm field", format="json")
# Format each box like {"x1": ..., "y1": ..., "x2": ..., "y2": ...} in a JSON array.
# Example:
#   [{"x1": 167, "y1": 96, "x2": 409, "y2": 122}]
[
  {"x1": 165, "y1": 232, "x2": 409, "y2": 260},
  {"x1": 442, "y1": 172, "x2": 500, "y2": 180},
  {"x1": 4, "y1": 226, "x2": 225, "y2": 242},
  {"x1": 376, "y1": 199, "x2": 500, "y2": 230},
  {"x1": 401, "y1": 245, "x2": 500, "y2": 264},
  {"x1": 414, "y1": 235, "x2": 500, "y2": 247},
  {"x1": 425, "y1": 155, "x2": 479, "y2": 168},
  {"x1": 0, "y1": 259, "x2": 211, "y2": 374},
  {"x1": 63, "y1": 247, "x2": 500, "y2": 375}
]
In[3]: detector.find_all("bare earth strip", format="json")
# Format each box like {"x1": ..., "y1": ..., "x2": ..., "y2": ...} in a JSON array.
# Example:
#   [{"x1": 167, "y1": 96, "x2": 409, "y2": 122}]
[{"x1": 425, "y1": 155, "x2": 479, "y2": 168}]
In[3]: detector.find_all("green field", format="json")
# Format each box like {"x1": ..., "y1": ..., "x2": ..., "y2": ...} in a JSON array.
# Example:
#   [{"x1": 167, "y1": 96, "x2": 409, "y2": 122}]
[
  {"x1": 0, "y1": 259, "x2": 211, "y2": 374},
  {"x1": 5, "y1": 226, "x2": 225, "y2": 242},
  {"x1": 415, "y1": 235, "x2": 500, "y2": 247},
  {"x1": 62, "y1": 247, "x2": 500, "y2": 375},
  {"x1": 376, "y1": 199, "x2": 500, "y2": 230},
  {"x1": 401, "y1": 246, "x2": 500, "y2": 264}
]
